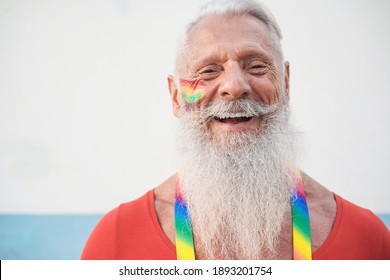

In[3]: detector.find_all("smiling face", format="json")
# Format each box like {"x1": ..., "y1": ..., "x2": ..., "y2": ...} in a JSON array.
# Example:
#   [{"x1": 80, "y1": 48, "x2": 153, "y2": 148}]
[
  {"x1": 171, "y1": 13, "x2": 299, "y2": 259},
  {"x1": 168, "y1": 14, "x2": 290, "y2": 138}
]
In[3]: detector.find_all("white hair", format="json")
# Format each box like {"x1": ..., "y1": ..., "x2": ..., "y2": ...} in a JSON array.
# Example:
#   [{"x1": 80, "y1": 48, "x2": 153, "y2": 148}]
[{"x1": 174, "y1": 0, "x2": 284, "y2": 78}]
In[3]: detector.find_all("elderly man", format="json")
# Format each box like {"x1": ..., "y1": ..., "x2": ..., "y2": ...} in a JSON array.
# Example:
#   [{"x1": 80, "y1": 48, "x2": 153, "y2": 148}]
[{"x1": 81, "y1": 0, "x2": 390, "y2": 260}]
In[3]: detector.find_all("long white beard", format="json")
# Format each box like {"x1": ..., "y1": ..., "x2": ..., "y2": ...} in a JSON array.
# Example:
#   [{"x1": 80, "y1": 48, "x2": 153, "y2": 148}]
[{"x1": 175, "y1": 98, "x2": 299, "y2": 259}]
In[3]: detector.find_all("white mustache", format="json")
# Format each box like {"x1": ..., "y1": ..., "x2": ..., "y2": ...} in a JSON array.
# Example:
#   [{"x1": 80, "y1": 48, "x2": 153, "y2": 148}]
[{"x1": 199, "y1": 99, "x2": 278, "y2": 121}]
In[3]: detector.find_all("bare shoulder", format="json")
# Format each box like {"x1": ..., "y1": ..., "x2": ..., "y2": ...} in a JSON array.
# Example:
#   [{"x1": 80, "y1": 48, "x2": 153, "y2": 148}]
[
  {"x1": 300, "y1": 171, "x2": 337, "y2": 251},
  {"x1": 153, "y1": 174, "x2": 176, "y2": 244}
]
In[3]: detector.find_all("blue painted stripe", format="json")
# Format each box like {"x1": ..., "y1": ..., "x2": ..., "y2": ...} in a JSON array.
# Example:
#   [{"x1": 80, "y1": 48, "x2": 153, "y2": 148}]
[
  {"x1": 0, "y1": 214, "x2": 102, "y2": 260},
  {"x1": 0, "y1": 214, "x2": 389, "y2": 260},
  {"x1": 378, "y1": 213, "x2": 390, "y2": 229}
]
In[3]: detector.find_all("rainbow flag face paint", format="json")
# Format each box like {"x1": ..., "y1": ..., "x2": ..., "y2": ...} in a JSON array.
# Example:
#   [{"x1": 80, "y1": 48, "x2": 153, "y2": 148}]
[{"x1": 180, "y1": 79, "x2": 206, "y2": 107}]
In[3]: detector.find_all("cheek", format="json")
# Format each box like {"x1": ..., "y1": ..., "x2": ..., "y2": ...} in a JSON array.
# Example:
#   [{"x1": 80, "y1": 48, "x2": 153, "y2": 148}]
[
  {"x1": 252, "y1": 75, "x2": 282, "y2": 105},
  {"x1": 180, "y1": 79, "x2": 207, "y2": 111}
]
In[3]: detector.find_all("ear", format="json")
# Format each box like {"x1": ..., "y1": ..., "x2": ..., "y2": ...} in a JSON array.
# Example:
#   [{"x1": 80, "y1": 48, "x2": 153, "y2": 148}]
[
  {"x1": 167, "y1": 75, "x2": 181, "y2": 117},
  {"x1": 283, "y1": 61, "x2": 290, "y2": 98}
]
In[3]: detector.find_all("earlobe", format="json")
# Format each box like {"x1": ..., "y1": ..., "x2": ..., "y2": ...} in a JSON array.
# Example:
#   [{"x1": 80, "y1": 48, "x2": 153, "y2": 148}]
[
  {"x1": 284, "y1": 61, "x2": 290, "y2": 98},
  {"x1": 167, "y1": 75, "x2": 181, "y2": 117}
]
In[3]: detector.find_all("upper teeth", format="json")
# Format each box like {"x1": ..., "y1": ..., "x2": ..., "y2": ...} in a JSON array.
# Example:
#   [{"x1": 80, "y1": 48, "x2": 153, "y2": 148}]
[{"x1": 215, "y1": 112, "x2": 253, "y2": 119}]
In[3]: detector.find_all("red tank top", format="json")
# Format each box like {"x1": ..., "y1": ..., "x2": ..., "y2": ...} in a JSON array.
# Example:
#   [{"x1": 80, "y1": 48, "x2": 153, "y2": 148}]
[{"x1": 81, "y1": 190, "x2": 390, "y2": 260}]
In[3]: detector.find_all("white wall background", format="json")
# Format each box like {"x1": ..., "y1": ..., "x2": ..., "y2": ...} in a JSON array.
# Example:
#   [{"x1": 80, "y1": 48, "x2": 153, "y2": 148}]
[{"x1": 0, "y1": 0, "x2": 389, "y2": 214}]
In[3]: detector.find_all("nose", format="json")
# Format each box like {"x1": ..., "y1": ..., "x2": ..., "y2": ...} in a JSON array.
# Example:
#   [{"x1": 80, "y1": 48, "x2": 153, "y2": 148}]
[{"x1": 218, "y1": 63, "x2": 251, "y2": 100}]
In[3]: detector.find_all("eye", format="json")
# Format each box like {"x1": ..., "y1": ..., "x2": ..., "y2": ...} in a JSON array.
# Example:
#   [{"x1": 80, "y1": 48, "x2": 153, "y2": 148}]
[
  {"x1": 198, "y1": 65, "x2": 221, "y2": 80},
  {"x1": 201, "y1": 69, "x2": 216, "y2": 74},
  {"x1": 245, "y1": 61, "x2": 268, "y2": 74}
]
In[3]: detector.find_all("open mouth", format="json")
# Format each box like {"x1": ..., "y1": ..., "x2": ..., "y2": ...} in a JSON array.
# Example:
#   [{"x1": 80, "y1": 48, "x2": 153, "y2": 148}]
[{"x1": 214, "y1": 116, "x2": 253, "y2": 124}]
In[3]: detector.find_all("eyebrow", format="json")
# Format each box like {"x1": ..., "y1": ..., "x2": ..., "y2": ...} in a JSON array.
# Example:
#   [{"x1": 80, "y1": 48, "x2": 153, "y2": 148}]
[{"x1": 240, "y1": 51, "x2": 273, "y2": 62}]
